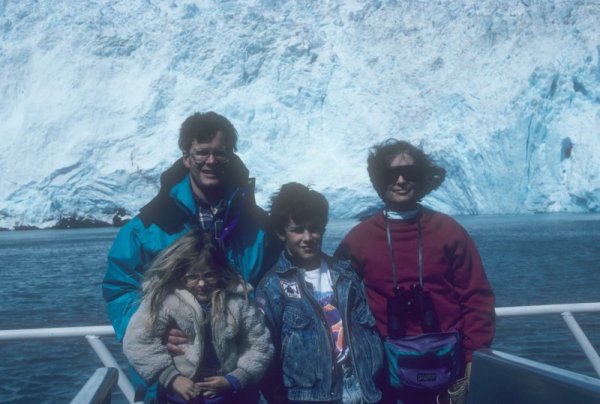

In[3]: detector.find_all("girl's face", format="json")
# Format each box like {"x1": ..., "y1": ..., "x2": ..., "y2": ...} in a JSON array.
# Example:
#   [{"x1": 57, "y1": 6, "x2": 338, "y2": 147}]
[{"x1": 181, "y1": 270, "x2": 219, "y2": 302}]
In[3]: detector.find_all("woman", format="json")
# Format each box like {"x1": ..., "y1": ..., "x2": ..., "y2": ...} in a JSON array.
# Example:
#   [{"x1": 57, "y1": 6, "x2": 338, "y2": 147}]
[{"x1": 335, "y1": 139, "x2": 495, "y2": 404}]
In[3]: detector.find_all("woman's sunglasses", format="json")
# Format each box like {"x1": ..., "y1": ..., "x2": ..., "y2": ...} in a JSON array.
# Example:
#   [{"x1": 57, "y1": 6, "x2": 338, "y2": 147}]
[{"x1": 383, "y1": 165, "x2": 424, "y2": 184}]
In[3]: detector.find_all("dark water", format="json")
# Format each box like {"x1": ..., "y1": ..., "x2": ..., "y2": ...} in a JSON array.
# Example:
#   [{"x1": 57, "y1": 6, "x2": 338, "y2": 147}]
[{"x1": 1, "y1": 214, "x2": 599, "y2": 403}]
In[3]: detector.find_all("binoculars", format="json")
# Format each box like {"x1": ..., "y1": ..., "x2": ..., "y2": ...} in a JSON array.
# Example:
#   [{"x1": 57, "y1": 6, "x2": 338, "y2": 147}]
[{"x1": 387, "y1": 283, "x2": 440, "y2": 338}]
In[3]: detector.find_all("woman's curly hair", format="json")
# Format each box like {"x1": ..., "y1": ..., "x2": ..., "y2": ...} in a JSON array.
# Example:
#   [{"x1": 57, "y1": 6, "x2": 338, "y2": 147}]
[{"x1": 367, "y1": 139, "x2": 446, "y2": 200}]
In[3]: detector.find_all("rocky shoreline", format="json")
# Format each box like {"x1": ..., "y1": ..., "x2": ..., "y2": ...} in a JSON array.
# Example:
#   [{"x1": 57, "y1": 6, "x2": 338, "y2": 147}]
[{"x1": 0, "y1": 211, "x2": 130, "y2": 231}]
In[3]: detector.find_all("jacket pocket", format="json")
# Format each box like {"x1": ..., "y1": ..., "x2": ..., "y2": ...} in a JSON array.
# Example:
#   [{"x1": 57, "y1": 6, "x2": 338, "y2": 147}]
[
  {"x1": 281, "y1": 307, "x2": 322, "y2": 388},
  {"x1": 283, "y1": 307, "x2": 311, "y2": 328}
]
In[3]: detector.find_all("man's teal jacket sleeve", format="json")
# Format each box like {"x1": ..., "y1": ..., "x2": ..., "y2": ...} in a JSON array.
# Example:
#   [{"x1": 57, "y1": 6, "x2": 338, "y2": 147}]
[{"x1": 102, "y1": 218, "x2": 147, "y2": 341}]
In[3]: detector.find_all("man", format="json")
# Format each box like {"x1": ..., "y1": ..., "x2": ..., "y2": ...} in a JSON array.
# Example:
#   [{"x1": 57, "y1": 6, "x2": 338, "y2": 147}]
[
  {"x1": 334, "y1": 139, "x2": 495, "y2": 404},
  {"x1": 256, "y1": 183, "x2": 383, "y2": 403},
  {"x1": 103, "y1": 111, "x2": 279, "y2": 400}
]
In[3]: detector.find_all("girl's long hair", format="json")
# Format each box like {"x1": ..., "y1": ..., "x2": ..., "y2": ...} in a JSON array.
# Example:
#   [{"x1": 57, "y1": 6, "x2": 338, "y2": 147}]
[{"x1": 142, "y1": 229, "x2": 246, "y2": 327}]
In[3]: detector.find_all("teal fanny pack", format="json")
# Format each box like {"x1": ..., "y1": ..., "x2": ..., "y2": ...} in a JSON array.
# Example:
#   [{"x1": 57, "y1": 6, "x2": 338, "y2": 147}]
[{"x1": 384, "y1": 330, "x2": 464, "y2": 392}]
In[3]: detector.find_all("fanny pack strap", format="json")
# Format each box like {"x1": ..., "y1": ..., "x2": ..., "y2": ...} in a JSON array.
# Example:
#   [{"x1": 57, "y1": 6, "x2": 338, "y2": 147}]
[{"x1": 385, "y1": 210, "x2": 424, "y2": 288}]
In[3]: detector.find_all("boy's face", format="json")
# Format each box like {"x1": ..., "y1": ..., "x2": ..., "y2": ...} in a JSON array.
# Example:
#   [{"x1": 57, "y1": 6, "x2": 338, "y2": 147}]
[{"x1": 278, "y1": 217, "x2": 324, "y2": 270}]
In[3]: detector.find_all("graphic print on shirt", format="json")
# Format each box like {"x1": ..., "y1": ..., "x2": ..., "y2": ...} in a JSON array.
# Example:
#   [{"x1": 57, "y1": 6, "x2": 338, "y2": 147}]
[
  {"x1": 304, "y1": 262, "x2": 349, "y2": 364},
  {"x1": 316, "y1": 292, "x2": 349, "y2": 363}
]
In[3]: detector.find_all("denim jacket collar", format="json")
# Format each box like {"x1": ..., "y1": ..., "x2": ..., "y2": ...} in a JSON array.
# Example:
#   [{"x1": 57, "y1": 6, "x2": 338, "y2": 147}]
[{"x1": 274, "y1": 252, "x2": 350, "y2": 287}]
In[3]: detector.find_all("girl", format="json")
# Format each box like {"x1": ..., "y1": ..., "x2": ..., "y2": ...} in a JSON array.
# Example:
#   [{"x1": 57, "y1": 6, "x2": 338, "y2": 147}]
[{"x1": 123, "y1": 230, "x2": 274, "y2": 403}]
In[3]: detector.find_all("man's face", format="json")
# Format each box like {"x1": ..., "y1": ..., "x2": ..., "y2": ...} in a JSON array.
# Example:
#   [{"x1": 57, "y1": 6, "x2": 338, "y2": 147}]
[
  {"x1": 182, "y1": 132, "x2": 231, "y2": 194},
  {"x1": 382, "y1": 153, "x2": 421, "y2": 210},
  {"x1": 278, "y1": 217, "x2": 324, "y2": 269}
]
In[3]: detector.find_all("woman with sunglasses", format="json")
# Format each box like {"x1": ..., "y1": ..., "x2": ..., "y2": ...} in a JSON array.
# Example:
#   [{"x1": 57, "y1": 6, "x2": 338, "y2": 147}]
[{"x1": 334, "y1": 139, "x2": 495, "y2": 404}]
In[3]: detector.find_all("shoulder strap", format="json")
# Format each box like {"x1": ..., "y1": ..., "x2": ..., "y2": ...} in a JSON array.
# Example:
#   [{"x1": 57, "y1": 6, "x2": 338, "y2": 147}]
[{"x1": 384, "y1": 210, "x2": 424, "y2": 288}]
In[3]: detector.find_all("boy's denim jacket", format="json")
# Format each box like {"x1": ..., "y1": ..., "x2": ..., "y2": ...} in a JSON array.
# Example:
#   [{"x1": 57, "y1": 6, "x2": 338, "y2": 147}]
[{"x1": 256, "y1": 253, "x2": 383, "y2": 403}]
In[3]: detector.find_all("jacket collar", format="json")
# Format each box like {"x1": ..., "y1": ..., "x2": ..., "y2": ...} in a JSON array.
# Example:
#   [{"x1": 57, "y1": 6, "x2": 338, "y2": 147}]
[
  {"x1": 168, "y1": 173, "x2": 247, "y2": 222},
  {"x1": 170, "y1": 174, "x2": 197, "y2": 217},
  {"x1": 158, "y1": 154, "x2": 255, "y2": 214},
  {"x1": 274, "y1": 252, "x2": 348, "y2": 284},
  {"x1": 274, "y1": 252, "x2": 299, "y2": 275}
]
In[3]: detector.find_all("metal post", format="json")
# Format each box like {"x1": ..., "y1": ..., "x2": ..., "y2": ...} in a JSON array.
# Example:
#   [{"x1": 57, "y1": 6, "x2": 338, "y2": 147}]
[
  {"x1": 70, "y1": 367, "x2": 118, "y2": 404},
  {"x1": 85, "y1": 335, "x2": 143, "y2": 404},
  {"x1": 561, "y1": 312, "x2": 600, "y2": 378}
]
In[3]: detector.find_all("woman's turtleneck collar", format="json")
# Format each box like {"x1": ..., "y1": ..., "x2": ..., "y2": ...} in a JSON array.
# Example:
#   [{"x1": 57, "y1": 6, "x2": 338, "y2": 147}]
[{"x1": 385, "y1": 208, "x2": 418, "y2": 221}]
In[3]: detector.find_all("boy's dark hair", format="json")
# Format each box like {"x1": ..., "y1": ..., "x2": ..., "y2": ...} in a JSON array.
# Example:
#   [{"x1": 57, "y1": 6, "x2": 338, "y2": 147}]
[
  {"x1": 367, "y1": 139, "x2": 446, "y2": 200},
  {"x1": 269, "y1": 183, "x2": 329, "y2": 235},
  {"x1": 178, "y1": 111, "x2": 238, "y2": 153}
]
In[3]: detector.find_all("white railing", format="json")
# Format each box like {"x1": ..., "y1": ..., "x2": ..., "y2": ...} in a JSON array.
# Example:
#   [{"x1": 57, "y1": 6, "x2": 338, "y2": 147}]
[
  {"x1": 495, "y1": 302, "x2": 600, "y2": 378},
  {"x1": 0, "y1": 325, "x2": 139, "y2": 403},
  {"x1": 1, "y1": 302, "x2": 599, "y2": 403}
]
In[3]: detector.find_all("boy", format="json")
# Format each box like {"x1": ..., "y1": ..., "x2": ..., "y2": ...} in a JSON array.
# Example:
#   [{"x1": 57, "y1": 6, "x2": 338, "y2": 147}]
[{"x1": 256, "y1": 183, "x2": 383, "y2": 403}]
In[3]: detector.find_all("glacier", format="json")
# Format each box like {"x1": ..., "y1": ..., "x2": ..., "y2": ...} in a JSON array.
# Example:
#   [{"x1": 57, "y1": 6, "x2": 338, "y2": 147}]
[{"x1": 0, "y1": 0, "x2": 599, "y2": 229}]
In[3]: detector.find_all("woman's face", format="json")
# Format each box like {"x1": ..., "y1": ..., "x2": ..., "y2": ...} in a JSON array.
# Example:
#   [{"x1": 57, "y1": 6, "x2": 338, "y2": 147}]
[
  {"x1": 382, "y1": 153, "x2": 420, "y2": 211},
  {"x1": 181, "y1": 270, "x2": 219, "y2": 302}
]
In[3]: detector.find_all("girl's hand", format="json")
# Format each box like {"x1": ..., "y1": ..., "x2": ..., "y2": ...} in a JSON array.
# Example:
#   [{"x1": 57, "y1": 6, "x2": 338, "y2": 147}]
[
  {"x1": 171, "y1": 375, "x2": 200, "y2": 401},
  {"x1": 196, "y1": 376, "x2": 232, "y2": 398}
]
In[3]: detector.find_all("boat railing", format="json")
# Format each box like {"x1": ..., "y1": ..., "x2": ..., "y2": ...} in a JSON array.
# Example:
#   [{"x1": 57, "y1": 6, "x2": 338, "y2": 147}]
[
  {"x1": 71, "y1": 367, "x2": 118, "y2": 404},
  {"x1": 495, "y1": 302, "x2": 600, "y2": 377},
  {"x1": 1, "y1": 302, "x2": 599, "y2": 403},
  {"x1": 0, "y1": 326, "x2": 139, "y2": 403},
  {"x1": 467, "y1": 349, "x2": 600, "y2": 403}
]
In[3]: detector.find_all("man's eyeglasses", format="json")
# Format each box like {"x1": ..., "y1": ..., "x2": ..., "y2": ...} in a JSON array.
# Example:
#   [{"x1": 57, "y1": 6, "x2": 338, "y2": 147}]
[
  {"x1": 188, "y1": 148, "x2": 230, "y2": 164},
  {"x1": 182, "y1": 272, "x2": 220, "y2": 286},
  {"x1": 383, "y1": 165, "x2": 423, "y2": 184}
]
